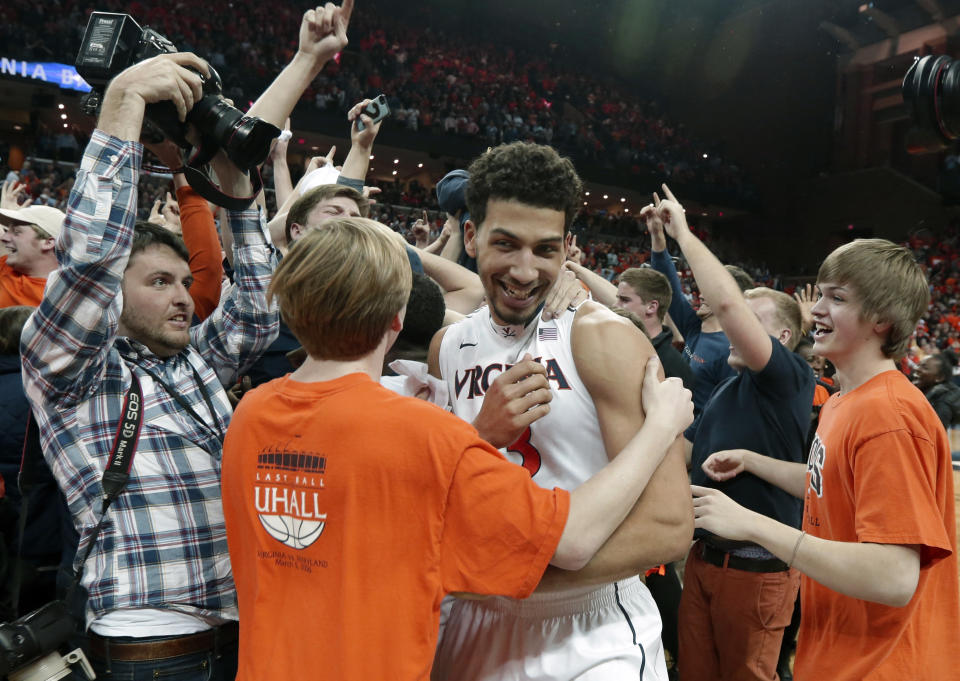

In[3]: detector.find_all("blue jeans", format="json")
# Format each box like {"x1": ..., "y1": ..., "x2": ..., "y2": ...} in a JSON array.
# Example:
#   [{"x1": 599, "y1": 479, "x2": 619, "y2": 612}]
[{"x1": 90, "y1": 634, "x2": 238, "y2": 681}]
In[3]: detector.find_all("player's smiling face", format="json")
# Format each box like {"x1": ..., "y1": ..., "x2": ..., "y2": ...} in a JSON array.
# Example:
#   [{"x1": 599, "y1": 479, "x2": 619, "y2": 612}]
[{"x1": 466, "y1": 198, "x2": 566, "y2": 326}]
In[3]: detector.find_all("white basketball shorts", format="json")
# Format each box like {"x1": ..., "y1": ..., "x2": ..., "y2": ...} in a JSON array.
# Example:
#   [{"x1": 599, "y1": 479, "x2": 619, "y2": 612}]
[{"x1": 432, "y1": 576, "x2": 667, "y2": 681}]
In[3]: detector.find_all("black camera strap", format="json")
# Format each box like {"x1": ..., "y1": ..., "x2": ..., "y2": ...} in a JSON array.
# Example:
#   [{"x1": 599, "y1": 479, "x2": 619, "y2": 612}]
[
  {"x1": 179, "y1": 143, "x2": 265, "y2": 211},
  {"x1": 64, "y1": 372, "x2": 145, "y2": 605},
  {"x1": 12, "y1": 409, "x2": 44, "y2": 616},
  {"x1": 135, "y1": 362, "x2": 224, "y2": 447}
]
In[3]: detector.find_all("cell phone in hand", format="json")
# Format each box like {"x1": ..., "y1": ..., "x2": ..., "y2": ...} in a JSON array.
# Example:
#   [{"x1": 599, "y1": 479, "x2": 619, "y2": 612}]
[{"x1": 356, "y1": 94, "x2": 391, "y2": 132}]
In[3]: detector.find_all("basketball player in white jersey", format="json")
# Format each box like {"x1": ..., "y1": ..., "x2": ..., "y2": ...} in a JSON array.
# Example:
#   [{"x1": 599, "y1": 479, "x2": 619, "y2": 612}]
[{"x1": 428, "y1": 142, "x2": 692, "y2": 681}]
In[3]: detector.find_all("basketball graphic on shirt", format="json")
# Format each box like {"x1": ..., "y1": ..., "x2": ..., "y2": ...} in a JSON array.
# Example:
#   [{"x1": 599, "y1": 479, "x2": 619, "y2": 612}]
[
  {"x1": 259, "y1": 513, "x2": 326, "y2": 549},
  {"x1": 253, "y1": 447, "x2": 328, "y2": 549}
]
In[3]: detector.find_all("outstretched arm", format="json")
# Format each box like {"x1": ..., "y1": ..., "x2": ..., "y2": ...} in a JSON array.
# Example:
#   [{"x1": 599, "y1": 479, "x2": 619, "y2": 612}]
[
  {"x1": 701, "y1": 448, "x2": 807, "y2": 498},
  {"x1": 340, "y1": 98, "x2": 383, "y2": 183},
  {"x1": 692, "y1": 486, "x2": 920, "y2": 607},
  {"x1": 247, "y1": 2, "x2": 353, "y2": 128},
  {"x1": 270, "y1": 120, "x2": 293, "y2": 208},
  {"x1": 645, "y1": 211, "x2": 700, "y2": 336},
  {"x1": 564, "y1": 260, "x2": 617, "y2": 307},
  {"x1": 190, "y1": 151, "x2": 278, "y2": 385},
  {"x1": 414, "y1": 246, "x2": 485, "y2": 314},
  {"x1": 647, "y1": 185, "x2": 772, "y2": 372}
]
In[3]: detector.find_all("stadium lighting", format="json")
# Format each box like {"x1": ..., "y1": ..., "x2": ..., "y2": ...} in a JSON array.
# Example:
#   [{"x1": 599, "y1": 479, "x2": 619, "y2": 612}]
[
  {"x1": 620, "y1": 197, "x2": 625, "y2": 202},
  {"x1": 585, "y1": 191, "x2": 590, "y2": 196},
  {"x1": 603, "y1": 194, "x2": 608, "y2": 199},
  {"x1": 393, "y1": 159, "x2": 399, "y2": 164},
  {"x1": 703, "y1": 153, "x2": 708, "y2": 158},
  {"x1": 58, "y1": 103, "x2": 64, "y2": 110},
  {"x1": 60, "y1": 113, "x2": 67, "y2": 120},
  {"x1": 392, "y1": 170, "x2": 397, "y2": 175},
  {"x1": 370, "y1": 155, "x2": 374, "y2": 160},
  {"x1": 418, "y1": 163, "x2": 423, "y2": 168}
]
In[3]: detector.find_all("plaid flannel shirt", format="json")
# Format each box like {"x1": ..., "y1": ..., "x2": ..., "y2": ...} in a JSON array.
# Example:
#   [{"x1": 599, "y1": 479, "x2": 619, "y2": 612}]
[{"x1": 20, "y1": 130, "x2": 279, "y2": 625}]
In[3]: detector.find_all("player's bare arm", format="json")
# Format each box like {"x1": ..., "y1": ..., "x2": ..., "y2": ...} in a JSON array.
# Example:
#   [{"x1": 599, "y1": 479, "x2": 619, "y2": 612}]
[
  {"x1": 692, "y1": 486, "x2": 921, "y2": 607},
  {"x1": 646, "y1": 185, "x2": 774, "y2": 372},
  {"x1": 537, "y1": 301, "x2": 693, "y2": 590},
  {"x1": 551, "y1": 359, "x2": 692, "y2": 570}
]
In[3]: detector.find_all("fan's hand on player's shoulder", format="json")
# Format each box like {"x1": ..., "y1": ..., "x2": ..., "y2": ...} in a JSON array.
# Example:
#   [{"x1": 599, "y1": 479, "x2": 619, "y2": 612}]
[
  {"x1": 640, "y1": 356, "x2": 694, "y2": 437},
  {"x1": 472, "y1": 354, "x2": 551, "y2": 448},
  {"x1": 542, "y1": 267, "x2": 587, "y2": 321}
]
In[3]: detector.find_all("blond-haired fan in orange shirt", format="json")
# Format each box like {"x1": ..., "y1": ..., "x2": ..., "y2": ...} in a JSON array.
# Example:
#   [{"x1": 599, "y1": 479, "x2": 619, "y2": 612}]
[{"x1": 694, "y1": 239, "x2": 960, "y2": 681}]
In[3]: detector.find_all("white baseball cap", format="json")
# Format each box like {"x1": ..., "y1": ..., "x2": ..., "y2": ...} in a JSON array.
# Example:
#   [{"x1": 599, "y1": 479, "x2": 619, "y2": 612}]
[
  {"x1": 0, "y1": 205, "x2": 66, "y2": 239},
  {"x1": 299, "y1": 165, "x2": 341, "y2": 195}
]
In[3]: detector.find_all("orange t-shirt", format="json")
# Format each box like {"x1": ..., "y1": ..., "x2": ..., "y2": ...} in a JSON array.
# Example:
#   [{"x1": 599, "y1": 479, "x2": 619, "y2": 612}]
[
  {"x1": 221, "y1": 373, "x2": 569, "y2": 681},
  {"x1": 812, "y1": 383, "x2": 830, "y2": 408},
  {"x1": 0, "y1": 256, "x2": 46, "y2": 307},
  {"x1": 797, "y1": 370, "x2": 960, "y2": 681}
]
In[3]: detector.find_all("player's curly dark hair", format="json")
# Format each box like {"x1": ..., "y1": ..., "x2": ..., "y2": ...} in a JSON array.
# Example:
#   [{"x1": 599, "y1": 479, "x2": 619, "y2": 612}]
[{"x1": 465, "y1": 142, "x2": 583, "y2": 232}]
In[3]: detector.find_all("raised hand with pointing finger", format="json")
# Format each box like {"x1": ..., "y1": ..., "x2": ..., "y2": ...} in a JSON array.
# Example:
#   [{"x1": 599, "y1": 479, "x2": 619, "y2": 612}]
[{"x1": 650, "y1": 184, "x2": 690, "y2": 242}]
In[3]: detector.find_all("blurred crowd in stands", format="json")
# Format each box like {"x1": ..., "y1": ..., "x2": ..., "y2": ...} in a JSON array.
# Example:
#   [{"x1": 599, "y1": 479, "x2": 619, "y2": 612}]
[{"x1": 2, "y1": 0, "x2": 750, "y2": 201}]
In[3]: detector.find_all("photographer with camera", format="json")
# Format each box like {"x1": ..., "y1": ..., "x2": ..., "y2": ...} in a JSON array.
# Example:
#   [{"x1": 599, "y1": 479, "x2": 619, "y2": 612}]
[{"x1": 18, "y1": 48, "x2": 281, "y2": 680}]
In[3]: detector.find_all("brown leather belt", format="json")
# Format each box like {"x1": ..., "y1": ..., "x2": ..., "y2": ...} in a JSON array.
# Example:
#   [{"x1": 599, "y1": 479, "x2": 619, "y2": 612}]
[
  {"x1": 700, "y1": 542, "x2": 789, "y2": 573},
  {"x1": 89, "y1": 622, "x2": 239, "y2": 661}
]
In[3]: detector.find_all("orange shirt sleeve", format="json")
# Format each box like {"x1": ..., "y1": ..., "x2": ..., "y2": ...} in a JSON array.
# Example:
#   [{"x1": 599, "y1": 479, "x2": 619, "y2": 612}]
[
  {"x1": 175, "y1": 185, "x2": 223, "y2": 321},
  {"x1": 440, "y1": 443, "x2": 570, "y2": 599},
  {"x1": 852, "y1": 428, "x2": 953, "y2": 565}
]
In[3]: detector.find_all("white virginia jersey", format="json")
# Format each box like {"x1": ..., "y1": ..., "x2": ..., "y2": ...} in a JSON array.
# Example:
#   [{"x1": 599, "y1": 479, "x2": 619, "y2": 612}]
[{"x1": 438, "y1": 305, "x2": 608, "y2": 490}]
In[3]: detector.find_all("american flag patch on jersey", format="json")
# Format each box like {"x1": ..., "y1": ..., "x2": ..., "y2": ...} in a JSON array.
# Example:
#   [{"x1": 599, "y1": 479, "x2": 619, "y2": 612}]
[{"x1": 538, "y1": 327, "x2": 558, "y2": 341}]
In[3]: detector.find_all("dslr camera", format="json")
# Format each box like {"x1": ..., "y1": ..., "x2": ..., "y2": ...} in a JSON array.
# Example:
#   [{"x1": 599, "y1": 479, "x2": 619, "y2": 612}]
[
  {"x1": 0, "y1": 601, "x2": 93, "y2": 681},
  {"x1": 902, "y1": 54, "x2": 960, "y2": 154},
  {"x1": 75, "y1": 12, "x2": 280, "y2": 208}
]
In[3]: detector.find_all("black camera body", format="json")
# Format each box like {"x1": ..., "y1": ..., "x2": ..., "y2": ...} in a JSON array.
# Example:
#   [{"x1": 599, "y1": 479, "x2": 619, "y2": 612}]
[
  {"x1": 75, "y1": 12, "x2": 280, "y2": 206},
  {"x1": 0, "y1": 600, "x2": 92, "y2": 680},
  {"x1": 902, "y1": 54, "x2": 960, "y2": 154}
]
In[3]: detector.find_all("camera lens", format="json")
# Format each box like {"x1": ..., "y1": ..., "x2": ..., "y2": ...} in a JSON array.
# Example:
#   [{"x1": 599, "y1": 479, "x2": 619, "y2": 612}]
[
  {"x1": 188, "y1": 97, "x2": 279, "y2": 169},
  {"x1": 902, "y1": 55, "x2": 960, "y2": 153}
]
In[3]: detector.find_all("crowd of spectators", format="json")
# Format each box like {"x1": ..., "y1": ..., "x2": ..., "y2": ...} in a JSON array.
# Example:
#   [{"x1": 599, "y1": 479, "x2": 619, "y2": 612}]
[
  {"x1": 2, "y1": 0, "x2": 750, "y2": 201},
  {"x1": 907, "y1": 222, "x2": 960, "y2": 363},
  {"x1": 346, "y1": 16, "x2": 748, "y2": 198}
]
